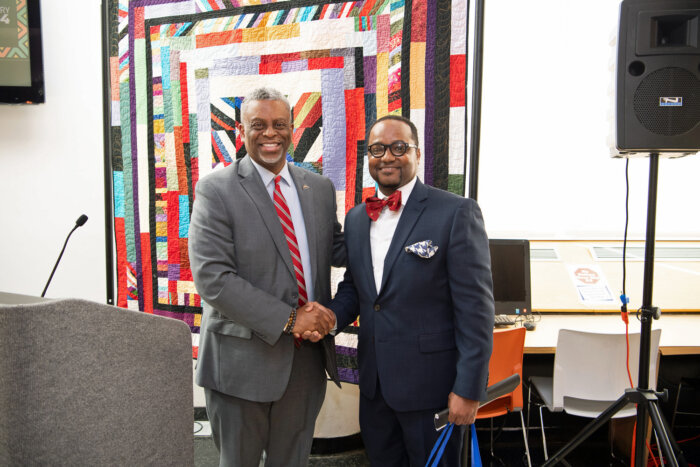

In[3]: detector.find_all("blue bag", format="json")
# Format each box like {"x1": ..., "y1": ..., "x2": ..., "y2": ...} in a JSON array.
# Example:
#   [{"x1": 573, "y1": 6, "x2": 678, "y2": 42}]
[{"x1": 425, "y1": 423, "x2": 482, "y2": 467}]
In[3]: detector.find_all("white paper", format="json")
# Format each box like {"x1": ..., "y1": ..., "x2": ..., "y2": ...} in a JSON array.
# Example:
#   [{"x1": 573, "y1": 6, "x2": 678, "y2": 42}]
[{"x1": 567, "y1": 264, "x2": 615, "y2": 305}]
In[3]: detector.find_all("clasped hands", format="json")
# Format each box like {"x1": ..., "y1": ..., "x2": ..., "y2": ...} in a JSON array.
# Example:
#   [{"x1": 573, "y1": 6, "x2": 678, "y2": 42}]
[{"x1": 292, "y1": 302, "x2": 336, "y2": 343}]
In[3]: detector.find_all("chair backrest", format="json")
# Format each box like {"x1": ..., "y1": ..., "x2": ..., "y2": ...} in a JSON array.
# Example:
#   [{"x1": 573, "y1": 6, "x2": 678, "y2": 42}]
[
  {"x1": 484, "y1": 326, "x2": 526, "y2": 411},
  {"x1": 551, "y1": 328, "x2": 662, "y2": 411},
  {"x1": 0, "y1": 298, "x2": 194, "y2": 465}
]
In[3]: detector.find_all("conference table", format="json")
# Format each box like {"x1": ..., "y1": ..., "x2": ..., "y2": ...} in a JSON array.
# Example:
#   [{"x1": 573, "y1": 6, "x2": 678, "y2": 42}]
[{"x1": 521, "y1": 312, "x2": 700, "y2": 355}]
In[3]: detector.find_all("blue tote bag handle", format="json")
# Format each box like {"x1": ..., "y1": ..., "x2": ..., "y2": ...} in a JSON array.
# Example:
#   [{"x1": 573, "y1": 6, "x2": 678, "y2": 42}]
[
  {"x1": 425, "y1": 423, "x2": 482, "y2": 467},
  {"x1": 471, "y1": 424, "x2": 482, "y2": 467}
]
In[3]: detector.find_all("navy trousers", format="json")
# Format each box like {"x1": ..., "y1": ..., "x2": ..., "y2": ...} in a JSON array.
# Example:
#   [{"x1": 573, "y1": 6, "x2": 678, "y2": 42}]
[{"x1": 359, "y1": 380, "x2": 465, "y2": 466}]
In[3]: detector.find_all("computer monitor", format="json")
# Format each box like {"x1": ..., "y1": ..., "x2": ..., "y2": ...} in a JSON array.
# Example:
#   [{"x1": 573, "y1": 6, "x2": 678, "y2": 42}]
[{"x1": 489, "y1": 239, "x2": 531, "y2": 316}]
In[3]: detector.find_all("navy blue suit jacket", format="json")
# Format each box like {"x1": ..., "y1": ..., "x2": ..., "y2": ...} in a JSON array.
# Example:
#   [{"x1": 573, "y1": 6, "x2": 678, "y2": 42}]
[{"x1": 331, "y1": 180, "x2": 494, "y2": 412}]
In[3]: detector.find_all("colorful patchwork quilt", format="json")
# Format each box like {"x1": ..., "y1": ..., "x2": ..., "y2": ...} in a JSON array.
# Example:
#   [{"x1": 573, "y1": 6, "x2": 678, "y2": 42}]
[{"x1": 107, "y1": 0, "x2": 470, "y2": 383}]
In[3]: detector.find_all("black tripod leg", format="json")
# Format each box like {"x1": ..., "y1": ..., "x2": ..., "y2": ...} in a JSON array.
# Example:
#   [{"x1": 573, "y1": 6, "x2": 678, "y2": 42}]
[
  {"x1": 542, "y1": 394, "x2": 632, "y2": 466},
  {"x1": 647, "y1": 401, "x2": 688, "y2": 467}
]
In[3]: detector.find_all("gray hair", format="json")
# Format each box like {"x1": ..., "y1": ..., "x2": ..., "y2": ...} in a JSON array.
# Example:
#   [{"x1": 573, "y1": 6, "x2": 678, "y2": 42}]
[{"x1": 240, "y1": 87, "x2": 291, "y2": 117}]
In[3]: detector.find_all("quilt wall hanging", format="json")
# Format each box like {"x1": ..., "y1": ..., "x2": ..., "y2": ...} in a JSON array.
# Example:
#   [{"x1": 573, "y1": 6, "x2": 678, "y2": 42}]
[{"x1": 106, "y1": 0, "x2": 469, "y2": 383}]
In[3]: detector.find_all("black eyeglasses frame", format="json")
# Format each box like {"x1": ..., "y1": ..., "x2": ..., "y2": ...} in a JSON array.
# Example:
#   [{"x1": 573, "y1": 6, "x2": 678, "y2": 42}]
[{"x1": 367, "y1": 141, "x2": 419, "y2": 158}]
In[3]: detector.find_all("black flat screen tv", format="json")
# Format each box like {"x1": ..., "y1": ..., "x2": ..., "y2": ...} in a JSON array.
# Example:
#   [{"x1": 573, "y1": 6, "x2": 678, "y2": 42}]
[
  {"x1": 0, "y1": 0, "x2": 44, "y2": 104},
  {"x1": 489, "y1": 239, "x2": 532, "y2": 316}
]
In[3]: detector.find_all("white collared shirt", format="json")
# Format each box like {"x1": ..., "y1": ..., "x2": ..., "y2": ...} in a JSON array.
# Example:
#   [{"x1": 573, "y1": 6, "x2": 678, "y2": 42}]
[
  {"x1": 250, "y1": 160, "x2": 315, "y2": 302},
  {"x1": 369, "y1": 177, "x2": 418, "y2": 292}
]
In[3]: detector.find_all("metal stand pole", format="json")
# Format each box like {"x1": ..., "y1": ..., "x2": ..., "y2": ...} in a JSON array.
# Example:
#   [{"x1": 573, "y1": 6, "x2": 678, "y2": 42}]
[
  {"x1": 634, "y1": 152, "x2": 660, "y2": 464},
  {"x1": 540, "y1": 155, "x2": 687, "y2": 467}
]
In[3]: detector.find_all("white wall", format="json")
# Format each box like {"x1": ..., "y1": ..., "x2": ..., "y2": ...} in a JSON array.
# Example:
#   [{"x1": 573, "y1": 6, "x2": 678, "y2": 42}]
[
  {"x1": 478, "y1": 0, "x2": 700, "y2": 240},
  {"x1": 0, "y1": 0, "x2": 107, "y2": 301}
]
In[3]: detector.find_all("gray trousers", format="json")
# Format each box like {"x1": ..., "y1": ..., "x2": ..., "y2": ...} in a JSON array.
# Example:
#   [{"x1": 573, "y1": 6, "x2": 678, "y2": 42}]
[{"x1": 205, "y1": 343, "x2": 327, "y2": 467}]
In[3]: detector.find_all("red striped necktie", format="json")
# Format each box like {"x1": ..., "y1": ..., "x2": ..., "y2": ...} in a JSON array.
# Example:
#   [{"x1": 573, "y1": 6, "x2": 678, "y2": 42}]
[{"x1": 273, "y1": 175, "x2": 307, "y2": 347}]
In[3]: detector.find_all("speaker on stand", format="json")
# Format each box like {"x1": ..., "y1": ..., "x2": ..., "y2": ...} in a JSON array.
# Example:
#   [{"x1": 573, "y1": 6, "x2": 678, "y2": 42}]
[
  {"x1": 543, "y1": 1, "x2": 698, "y2": 465},
  {"x1": 616, "y1": 0, "x2": 700, "y2": 155}
]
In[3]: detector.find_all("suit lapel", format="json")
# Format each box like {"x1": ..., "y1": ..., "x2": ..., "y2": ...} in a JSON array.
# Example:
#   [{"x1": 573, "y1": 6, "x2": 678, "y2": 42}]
[
  {"x1": 237, "y1": 157, "x2": 295, "y2": 278},
  {"x1": 290, "y1": 166, "x2": 318, "y2": 287},
  {"x1": 379, "y1": 180, "x2": 428, "y2": 293}
]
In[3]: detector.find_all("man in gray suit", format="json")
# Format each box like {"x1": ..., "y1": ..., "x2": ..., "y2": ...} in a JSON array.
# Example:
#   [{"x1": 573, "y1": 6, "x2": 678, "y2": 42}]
[{"x1": 189, "y1": 87, "x2": 345, "y2": 466}]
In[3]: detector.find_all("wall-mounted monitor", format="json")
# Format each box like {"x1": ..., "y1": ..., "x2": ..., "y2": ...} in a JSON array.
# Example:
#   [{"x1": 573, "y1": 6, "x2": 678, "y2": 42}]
[
  {"x1": 0, "y1": 0, "x2": 44, "y2": 104},
  {"x1": 489, "y1": 239, "x2": 532, "y2": 316}
]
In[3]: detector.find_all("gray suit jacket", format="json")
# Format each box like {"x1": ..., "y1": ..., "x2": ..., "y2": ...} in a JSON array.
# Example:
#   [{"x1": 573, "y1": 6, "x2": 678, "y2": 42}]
[{"x1": 189, "y1": 156, "x2": 345, "y2": 402}]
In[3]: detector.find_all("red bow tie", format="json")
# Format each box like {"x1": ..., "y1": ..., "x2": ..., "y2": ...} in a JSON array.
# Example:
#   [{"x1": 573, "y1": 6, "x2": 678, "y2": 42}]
[{"x1": 365, "y1": 190, "x2": 402, "y2": 221}]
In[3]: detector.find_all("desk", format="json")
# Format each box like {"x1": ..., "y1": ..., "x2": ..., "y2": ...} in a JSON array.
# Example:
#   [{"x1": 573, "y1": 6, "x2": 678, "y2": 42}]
[
  {"x1": 529, "y1": 241, "x2": 700, "y2": 313},
  {"x1": 523, "y1": 313, "x2": 700, "y2": 355}
]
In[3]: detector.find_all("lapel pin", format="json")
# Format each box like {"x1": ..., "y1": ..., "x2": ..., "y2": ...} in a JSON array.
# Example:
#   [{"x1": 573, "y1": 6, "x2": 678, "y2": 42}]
[{"x1": 303, "y1": 185, "x2": 310, "y2": 190}]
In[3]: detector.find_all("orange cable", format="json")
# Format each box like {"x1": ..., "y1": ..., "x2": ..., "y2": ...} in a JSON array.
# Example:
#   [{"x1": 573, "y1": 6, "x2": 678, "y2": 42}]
[
  {"x1": 625, "y1": 322, "x2": 634, "y2": 387},
  {"x1": 676, "y1": 432, "x2": 700, "y2": 444},
  {"x1": 646, "y1": 439, "x2": 659, "y2": 467},
  {"x1": 646, "y1": 432, "x2": 700, "y2": 466}
]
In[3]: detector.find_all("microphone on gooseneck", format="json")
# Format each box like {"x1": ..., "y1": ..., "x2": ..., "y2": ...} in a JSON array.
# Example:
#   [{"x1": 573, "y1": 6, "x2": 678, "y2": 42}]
[
  {"x1": 41, "y1": 214, "x2": 89, "y2": 297},
  {"x1": 75, "y1": 214, "x2": 88, "y2": 227}
]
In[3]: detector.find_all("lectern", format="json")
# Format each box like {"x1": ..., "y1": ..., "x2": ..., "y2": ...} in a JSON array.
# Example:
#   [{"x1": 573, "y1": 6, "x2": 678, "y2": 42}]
[{"x1": 0, "y1": 294, "x2": 194, "y2": 465}]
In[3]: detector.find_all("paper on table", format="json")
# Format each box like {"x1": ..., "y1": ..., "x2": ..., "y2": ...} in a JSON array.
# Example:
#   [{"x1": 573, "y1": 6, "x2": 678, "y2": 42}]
[{"x1": 567, "y1": 264, "x2": 615, "y2": 305}]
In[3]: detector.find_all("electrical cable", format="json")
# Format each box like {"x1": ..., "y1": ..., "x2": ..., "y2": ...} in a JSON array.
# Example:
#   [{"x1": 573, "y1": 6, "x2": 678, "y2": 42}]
[
  {"x1": 676, "y1": 433, "x2": 700, "y2": 444},
  {"x1": 620, "y1": 160, "x2": 660, "y2": 467},
  {"x1": 622, "y1": 159, "x2": 634, "y2": 389},
  {"x1": 620, "y1": 159, "x2": 642, "y2": 467},
  {"x1": 514, "y1": 309, "x2": 540, "y2": 329},
  {"x1": 646, "y1": 432, "x2": 700, "y2": 467},
  {"x1": 622, "y1": 158, "x2": 630, "y2": 318}
]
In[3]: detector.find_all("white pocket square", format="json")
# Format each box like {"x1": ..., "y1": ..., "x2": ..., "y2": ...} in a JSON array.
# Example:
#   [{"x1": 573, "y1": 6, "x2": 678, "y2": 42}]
[{"x1": 405, "y1": 240, "x2": 438, "y2": 259}]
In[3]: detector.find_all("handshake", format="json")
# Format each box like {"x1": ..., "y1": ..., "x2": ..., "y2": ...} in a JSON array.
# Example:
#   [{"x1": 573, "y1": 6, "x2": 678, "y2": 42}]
[{"x1": 292, "y1": 302, "x2": 336, "y2": 343}]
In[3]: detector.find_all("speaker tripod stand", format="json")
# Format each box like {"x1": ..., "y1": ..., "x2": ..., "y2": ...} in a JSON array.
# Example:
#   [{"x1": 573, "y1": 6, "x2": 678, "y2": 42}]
[{"x1": 541, "y1": 154, "x2": 688, "y2": 467}]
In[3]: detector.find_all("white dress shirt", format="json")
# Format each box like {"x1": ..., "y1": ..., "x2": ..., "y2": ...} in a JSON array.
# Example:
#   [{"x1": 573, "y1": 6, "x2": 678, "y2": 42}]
[
  {"x1": 369, "y1": 177, "x2": 418, "y2": 292},
  {"x1": 250, "y1": 160, "x2": 315, "y2": 302}
]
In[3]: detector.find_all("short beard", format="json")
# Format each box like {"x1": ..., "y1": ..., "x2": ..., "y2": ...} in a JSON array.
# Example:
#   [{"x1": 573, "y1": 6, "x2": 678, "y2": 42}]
[{"x1": 377, "y1": 180, "x2": 401, "y2": 195}]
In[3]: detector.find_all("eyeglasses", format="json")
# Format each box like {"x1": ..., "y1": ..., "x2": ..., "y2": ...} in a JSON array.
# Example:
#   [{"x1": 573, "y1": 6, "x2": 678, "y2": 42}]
[{"x1": 367, "y1": 141, "x2": 419, "y2": 158}]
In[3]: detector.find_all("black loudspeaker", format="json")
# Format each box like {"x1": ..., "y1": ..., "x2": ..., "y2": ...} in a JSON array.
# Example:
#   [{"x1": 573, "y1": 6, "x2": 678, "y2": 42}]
[{"x1": 616, "y1": 0, "x2": 700, "y2": 154}]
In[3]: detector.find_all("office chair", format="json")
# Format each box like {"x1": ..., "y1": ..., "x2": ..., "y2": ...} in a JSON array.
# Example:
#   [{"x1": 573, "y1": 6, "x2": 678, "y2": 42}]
[
  {"x1": 476, "y1": 326, "x2": 532, "y2": 467},
  {"x1": 0, "y1": 298, "x2": 194, "y2": 465},
  {"x1": 528, "y1": 328, "x2": 662, "y2": 461}
]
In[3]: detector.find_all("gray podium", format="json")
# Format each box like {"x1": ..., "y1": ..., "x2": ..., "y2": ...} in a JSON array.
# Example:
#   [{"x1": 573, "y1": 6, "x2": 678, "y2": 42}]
[{"x1": 0, "y1": 293, "x2": 194, "y2": 466}]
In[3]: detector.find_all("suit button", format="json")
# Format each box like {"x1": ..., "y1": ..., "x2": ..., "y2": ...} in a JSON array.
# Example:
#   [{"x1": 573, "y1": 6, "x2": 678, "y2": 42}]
[{"x1": 374, "y1": 304, "x2": 381, "y2": 311}]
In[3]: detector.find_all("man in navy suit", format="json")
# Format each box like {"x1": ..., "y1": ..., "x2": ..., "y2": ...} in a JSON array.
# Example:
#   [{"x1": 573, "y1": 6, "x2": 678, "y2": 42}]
[{"x1": 328, "y1": 115, "x2": 494, "y2": 465}]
